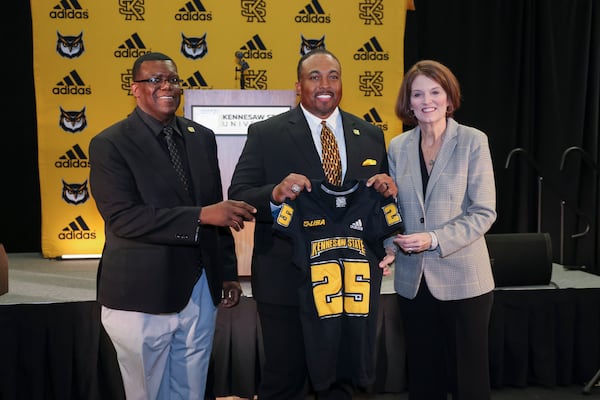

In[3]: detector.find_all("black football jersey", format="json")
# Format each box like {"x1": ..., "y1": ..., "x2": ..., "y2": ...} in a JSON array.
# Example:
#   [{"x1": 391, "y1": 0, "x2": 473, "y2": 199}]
[{"x1": 273, "y1": 179, "x2": 404, "y2": 390}]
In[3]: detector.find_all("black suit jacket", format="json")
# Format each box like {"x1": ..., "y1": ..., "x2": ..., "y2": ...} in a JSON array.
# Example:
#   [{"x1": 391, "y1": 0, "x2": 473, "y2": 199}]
[
  {"x1": 89, "y1": 108, "x2": 237, "y2": 313},
  {"x1": 228, "y1": 106, "x2": 389, "y2": 306}
]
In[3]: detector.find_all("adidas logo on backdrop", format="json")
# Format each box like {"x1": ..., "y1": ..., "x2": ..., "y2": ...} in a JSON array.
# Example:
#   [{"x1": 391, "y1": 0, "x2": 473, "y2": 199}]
[
  {"x1": 363, "y1": 108, "x2": 388, "y2": 131},
  {"x1": 354, "y1": 36, "x2": 389, "y2": 61},
  {"x1": 53, "y1": 70, "x2": 91, "y2": 95},
  {"x1": 58, "y1": 216, "x2": 97, "y2": 240},
  {"x1": 182, "y1": 71, "x2": 210, "y2": 89},
  {"x1": 238, "y1": 34, "x2": 272, "y2": 59},
  {"x1": 295, "y1": 0, "x2": 330, "y2": 23},
  {"x1": 49, "y1": 0, "x2": 89, "y2": 19},
  {"x1": 114, "y1": 33, "x2": 151, "y2": 58},
  {"x1": 175, "y1": 0, "x2": 212, "y2": 21},
  {"x1": 55, "y1": 144, "x2": 89, "y2": 168}
]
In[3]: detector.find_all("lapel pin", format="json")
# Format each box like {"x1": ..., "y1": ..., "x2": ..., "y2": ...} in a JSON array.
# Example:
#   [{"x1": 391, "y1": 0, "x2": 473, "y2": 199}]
[
  {"x1": 187, "y1": 126, "x2": 195, "y2": 133},
  {"x1": 353, "y1": 129, "x2": 360, "y2": 136}
]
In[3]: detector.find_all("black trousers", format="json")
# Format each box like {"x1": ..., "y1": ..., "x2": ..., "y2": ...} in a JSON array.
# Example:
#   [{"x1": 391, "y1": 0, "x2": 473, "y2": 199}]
[
  {"x1": 256, "y1": 302, "x2": 308, "y2": 400},
  {"x1": 256, "y1": 302, "x2": 354, "y2": 400},
  {"x1": 398, "y1": 282, "x2": 493, "y2": 400}
]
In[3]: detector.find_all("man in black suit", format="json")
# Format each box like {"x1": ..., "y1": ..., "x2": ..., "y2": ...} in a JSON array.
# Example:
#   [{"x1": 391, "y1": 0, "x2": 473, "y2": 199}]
[
  {"x1": 89, "y1": 52, "x2": 256, "y2": 400},
  {"x1": 228, "y1": 48, "x2": 397, "y2": 399}
]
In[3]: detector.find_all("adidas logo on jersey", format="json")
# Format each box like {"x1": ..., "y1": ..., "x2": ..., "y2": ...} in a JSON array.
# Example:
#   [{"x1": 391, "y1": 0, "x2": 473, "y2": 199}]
[{"x1": 350, "y1": 219, "x2": 364, "y2": 231}]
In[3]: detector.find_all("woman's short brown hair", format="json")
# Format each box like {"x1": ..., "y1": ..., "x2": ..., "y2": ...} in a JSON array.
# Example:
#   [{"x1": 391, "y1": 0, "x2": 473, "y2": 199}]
[{"x1": 395, "y1": 60, "x2": 461, "y2": 126}]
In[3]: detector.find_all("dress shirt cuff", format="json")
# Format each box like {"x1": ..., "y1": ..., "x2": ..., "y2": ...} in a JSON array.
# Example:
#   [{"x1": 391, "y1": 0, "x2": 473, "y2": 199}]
[
  {"x1": 194, "y1": 221, "x2": 201, "y2": 242},
  {"x1": 428, "y1": 231, "x2": 439, "y2": 250},
  {"x1": 383, "y1": 236, "x2": 396, "y2": 251},
  {"x1": 270, "y1": 198, "x2": 282, "y2": 219}
]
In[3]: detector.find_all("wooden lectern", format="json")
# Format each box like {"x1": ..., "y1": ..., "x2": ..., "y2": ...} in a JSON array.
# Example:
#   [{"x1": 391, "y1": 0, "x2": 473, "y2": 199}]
[{"x1": 183, "y1": 90, "x2": 297, "y2": 276}]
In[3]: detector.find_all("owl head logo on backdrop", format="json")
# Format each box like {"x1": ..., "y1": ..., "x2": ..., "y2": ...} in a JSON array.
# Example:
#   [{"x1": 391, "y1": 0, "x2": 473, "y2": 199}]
[
  {"x1": 56, "y1": 31, "x2": 85, "y2": 59},
  {"x1": 181, "y1": 33, "x2": 208, "y2": 60},
  {"x1": 300, "y1": 35, "x2": 326, "y2": 56},
  {"x1": 59, "y1": 107, "x2": 87, "y2": 133},
  {"x1": 62, "y1": 179, "x2": 89, "y2": 205}
]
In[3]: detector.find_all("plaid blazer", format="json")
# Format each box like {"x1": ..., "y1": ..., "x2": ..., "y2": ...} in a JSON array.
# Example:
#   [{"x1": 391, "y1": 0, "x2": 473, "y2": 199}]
[{"x1": 388, "y1": 118, "x2": 497, "y2": 300}]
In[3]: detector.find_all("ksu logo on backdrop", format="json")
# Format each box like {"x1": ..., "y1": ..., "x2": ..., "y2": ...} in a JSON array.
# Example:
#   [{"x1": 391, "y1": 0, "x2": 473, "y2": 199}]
[{"x1": 241, "y1": 0, "x2": 266, "y2": 23}]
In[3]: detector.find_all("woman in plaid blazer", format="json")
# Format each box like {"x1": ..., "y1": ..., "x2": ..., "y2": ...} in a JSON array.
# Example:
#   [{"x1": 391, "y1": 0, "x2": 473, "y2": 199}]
[{"x1": 385, "y1": 60, "x2": 497, "y2": 400}]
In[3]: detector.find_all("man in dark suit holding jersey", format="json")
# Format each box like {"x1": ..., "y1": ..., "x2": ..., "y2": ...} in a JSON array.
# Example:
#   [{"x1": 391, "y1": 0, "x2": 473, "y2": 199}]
[
  {"x1": 89, "y1": 52, "x2": 256, "y2": 399},
  {"x1": 229, "y1": 48, "x2": 397, "y2": 399}
]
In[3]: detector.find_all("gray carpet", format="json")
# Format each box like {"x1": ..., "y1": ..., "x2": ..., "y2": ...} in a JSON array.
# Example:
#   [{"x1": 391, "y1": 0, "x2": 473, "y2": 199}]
[{"x1": 3, "y1": 252, "x2": 600, "y2": 305}]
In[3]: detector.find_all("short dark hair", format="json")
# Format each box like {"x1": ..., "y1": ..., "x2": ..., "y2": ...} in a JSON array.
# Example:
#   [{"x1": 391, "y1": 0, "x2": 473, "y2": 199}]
[
  {"x1": 132, "y1": 52, "x2": 175, "y2": 80},
  {"x1": 395, "y1": 60, "x2": 461, "y2": 126},
  {"x1": 296, "y1": 48, "x2": 341, "y2": 80}
]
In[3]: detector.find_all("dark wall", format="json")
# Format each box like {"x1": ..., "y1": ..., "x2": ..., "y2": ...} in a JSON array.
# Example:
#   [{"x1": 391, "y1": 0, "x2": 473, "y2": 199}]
[
  {"x1": 403, "y1": 0, "x2": 600, "y2": 274},
  {"x1": 2, "y1": 2, "x2": 40, "y2": 253}
]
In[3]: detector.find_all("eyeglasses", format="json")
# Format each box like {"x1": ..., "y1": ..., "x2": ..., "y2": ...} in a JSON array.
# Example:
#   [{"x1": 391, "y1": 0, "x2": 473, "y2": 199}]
[{"x1": 133, "y1": 76, "x2": 183, "y2": 86}]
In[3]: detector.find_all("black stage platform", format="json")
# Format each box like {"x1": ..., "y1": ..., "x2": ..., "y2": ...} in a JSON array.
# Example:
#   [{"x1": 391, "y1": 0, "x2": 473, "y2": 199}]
[{"x1": 1, "y1": 253, "x2": 600, "y2": 399}]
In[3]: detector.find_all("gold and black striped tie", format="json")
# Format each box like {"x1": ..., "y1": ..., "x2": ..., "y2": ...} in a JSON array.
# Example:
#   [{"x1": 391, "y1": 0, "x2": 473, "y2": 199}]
[{"x1": 320, "y1": 121, "x2": 342, "y2": 186}]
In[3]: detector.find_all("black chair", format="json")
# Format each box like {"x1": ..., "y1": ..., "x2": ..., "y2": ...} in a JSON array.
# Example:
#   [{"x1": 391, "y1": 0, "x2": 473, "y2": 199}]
[{"x1": 485, "y1": 233, "x2": 553, "y2": 288}]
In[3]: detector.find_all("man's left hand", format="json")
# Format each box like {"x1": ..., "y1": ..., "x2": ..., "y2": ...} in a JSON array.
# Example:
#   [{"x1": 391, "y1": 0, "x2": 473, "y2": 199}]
[
  {"x1": 221, "y1": 281, "x2": 242, "y2": 308},
  {"x1": 366, "y1": 173, "x2": 397, "y2": 198}
]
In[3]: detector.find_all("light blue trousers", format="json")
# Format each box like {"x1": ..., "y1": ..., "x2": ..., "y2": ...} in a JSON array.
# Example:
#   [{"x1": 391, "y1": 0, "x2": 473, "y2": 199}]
[{"x1": 102, "y1": 273, "x2": 217, "y2": 400}]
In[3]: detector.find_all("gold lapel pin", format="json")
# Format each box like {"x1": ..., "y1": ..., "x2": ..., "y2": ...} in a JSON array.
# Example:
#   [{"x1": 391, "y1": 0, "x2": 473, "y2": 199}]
[
  {"x1": 187, "y1": 126, "x2": 195, "y2": 133},
  {"x1": 353, "y1": 129, "x2": 360, "y2": 136}
]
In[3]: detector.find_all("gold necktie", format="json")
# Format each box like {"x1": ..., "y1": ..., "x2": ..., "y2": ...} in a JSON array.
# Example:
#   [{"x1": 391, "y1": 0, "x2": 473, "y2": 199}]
[{"x1": 320, "y1": 121, "x2": 342, "y2": 186}]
